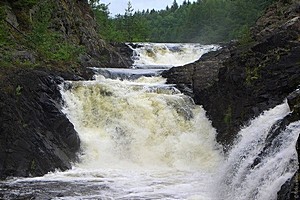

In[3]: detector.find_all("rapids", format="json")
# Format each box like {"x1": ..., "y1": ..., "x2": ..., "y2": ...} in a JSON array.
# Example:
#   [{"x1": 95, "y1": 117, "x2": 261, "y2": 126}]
[
  {"x1": 130, "y1": 43, "x2": 219, "y2": 68},
  {"x1": 0, "y1": 43, "x2": 298, "y2": 200}
]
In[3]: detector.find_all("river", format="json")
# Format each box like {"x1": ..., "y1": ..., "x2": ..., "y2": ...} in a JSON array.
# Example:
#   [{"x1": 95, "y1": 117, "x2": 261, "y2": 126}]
[{"x1": 0, "y1": 43, "x2": 299, "y2": 200}]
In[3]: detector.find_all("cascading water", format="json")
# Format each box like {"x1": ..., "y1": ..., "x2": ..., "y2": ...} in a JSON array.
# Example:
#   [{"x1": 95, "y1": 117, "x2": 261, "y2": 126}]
[
  {"x1": 61, "y1": 76, "x2": 222, "y2": 171},
  {"x1": 0, "y1": 43, "x2": 299, "y2": 200},
  {"x1": 130, "y1": 43, "x2": 219, "y2": 68},
  {"x1": 217, "y1": 102, "x2": 300, "y2": 200}
]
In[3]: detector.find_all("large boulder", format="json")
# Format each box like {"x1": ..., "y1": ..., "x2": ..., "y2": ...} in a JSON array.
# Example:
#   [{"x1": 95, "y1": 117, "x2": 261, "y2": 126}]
[
  {"x1": 0, "y1": 68, "x2": 80, "y2": 178},
  {"x1": 162, "y1": 44, "x2": 231, "y2": 97}
]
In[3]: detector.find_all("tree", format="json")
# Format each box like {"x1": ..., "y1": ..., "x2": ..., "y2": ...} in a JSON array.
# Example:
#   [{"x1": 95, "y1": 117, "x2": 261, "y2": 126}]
[
  {"x1": 92, "y1": 0, "x2": 275, "y2": 43},
  {"x1": 125, "y1": 0, "x2": 134, "y2": 17},
  {"x1": 124, "y1": 0, "x2": 134, "y2": 41},
  {"x1": 171, "y1": 0, "x2": 179, "y2": 11},
  {"x1": 88, "y1": 0, "x2": 100, "y2": 8},
  {"x1": 93, "y1": 3, "x2": 112, "y2": 40}
]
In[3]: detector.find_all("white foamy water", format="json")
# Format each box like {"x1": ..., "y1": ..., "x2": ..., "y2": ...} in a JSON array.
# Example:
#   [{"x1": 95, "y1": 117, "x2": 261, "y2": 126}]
[
  {"x1": 0, "y1": 43, "x2": 298, "y2": 200},
  {"x1": 130, "y1": 43, "x2": 219, "y2": 68},
  {"x1": 217, "y1": 102, "x2": 300, "y2": 200},
  {"x1": 56, "y1": 75, "x2": 223, "y2": 199}
]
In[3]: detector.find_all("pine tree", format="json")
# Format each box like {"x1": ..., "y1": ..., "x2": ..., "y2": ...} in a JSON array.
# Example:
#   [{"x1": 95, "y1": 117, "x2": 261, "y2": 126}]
[
  {"x1": 171, "y1": 0, "x2": 179, "y2": 11},
  {"x1": 124, "y1": 0, "x2": 134, "y2": 41}
]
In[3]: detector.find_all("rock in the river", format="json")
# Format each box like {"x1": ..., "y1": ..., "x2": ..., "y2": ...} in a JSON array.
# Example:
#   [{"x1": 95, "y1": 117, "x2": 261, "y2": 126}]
[
  {"x1": 162, "y1": 44, "x2": 231, "y2": 97},
  {"x1": 0, "y1": 68, "x2": 80, "y2": 179},
  {"x1": 288, "y1": 89, "x2": 300, "y2": 119}
]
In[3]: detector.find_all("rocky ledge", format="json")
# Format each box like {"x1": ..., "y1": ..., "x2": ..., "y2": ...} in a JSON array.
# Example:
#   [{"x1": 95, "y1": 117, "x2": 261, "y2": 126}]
[
  {"x1": 0, "y1": 68, "x2": 89, "y2": 179},
  {"x1": 163, "y1": 0, "x2": 300, "y2": 147},
  {"x1": 163, "y1": 0, "x2": 300, "y2": 199}
]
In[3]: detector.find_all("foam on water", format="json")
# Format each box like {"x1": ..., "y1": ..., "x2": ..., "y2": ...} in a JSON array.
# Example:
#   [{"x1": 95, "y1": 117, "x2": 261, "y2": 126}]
[
  {"x1": 0, "y1": 75, "x2": 223, "y2": 199},
  {"x1": 217, "y1": 102, "x2": 299, "y2": 200},
  {"x1": 130, "y1": 43, "x2": 219, "y2": 68},
  {"x1": 0, "y1": 43, "x2": 298, "y2": 200}
]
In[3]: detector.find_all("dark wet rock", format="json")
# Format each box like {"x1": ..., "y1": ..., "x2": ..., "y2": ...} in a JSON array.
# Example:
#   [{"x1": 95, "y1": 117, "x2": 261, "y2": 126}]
[
  {"x1": 5, "y1": 6, "x2": 19, "y2": 28},
  {"x1": 0, "y1": 68, "x2": 80, "y2": 179},
  {"x1": 287, "y1": 89, "x2": 300, "y2": 118},
  {"x1": 110, "y1": 42, "x2": 134, "y2": 64},
  {"x1": 127, "y1": 43, "x2": 144, "y2": 49},
  {"x1": 162, "y1": 45, "x2": 231, "y2": 97}
]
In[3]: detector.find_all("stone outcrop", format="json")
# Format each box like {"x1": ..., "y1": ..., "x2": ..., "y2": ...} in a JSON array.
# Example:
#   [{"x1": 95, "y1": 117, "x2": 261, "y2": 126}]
[
  {"x1": 163, "y1": 0, "x2": 300, "y2": 147},
  {"x1": 162, "y1": 44, "x2": 232, "y2": 97},
  {"x1": 0, "y1": 68, "x2": 84, "y2": 179}
]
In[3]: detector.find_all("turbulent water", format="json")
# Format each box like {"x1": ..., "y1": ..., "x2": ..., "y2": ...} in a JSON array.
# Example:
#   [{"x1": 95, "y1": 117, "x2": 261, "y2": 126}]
[
  {"x1": 130, "y1": 43, "x2": 219, "y2": 68},
  {"x1": 0, "y1": 43, "x2": 299, "y2": 200}
]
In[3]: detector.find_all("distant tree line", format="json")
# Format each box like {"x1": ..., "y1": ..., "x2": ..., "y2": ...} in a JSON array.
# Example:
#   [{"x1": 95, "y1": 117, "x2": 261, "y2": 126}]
[{"x1": 93, "y1": 0, "x2": 276, "y2": 44}]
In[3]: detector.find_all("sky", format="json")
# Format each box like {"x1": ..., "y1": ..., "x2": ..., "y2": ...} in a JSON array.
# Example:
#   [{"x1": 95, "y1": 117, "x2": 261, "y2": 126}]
[{"x1": 100, "y1": 0, "x2": 196, "y2": 16}]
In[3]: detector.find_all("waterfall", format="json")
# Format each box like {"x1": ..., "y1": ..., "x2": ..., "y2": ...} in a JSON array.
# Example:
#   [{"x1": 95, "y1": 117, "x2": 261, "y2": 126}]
[
  {"x1": 129, "y1": 43, "x2": 219, "y2": 68},
  {"x1": 217, "y1": 102, "x2": 299, "y2": 200},
  {"x1": 0, "y1": 43, "x2": 298, "y2": 200},
  {"x1": 54, "y1": 75, "x2": 223, "y2": 199},
  {"x1": 61, "y1": 75, "x2": 222, "y2": 171}
]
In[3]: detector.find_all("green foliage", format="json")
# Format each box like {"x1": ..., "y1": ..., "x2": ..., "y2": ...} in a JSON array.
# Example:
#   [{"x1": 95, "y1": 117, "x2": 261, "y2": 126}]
[
  {"x1": 88, "y1": 0, "x2": 101, "y2": 9},
  {"x1": 224, "y1": 105, "x2": 232, "y2": 125},
  {"x1": 93, "y1": 0, "x2": 276, "y2": 43},
  {"x1": 237, "y1": 26, "x2": 255, "y2": 46},
  {"x1": 0, "y1": 4, "x2": 6, "y2": 20},
  {"x1": 30, "y1": 159, "x2": 36, "y2": 174},
  {"x1": 246, "y1": 66, "x2": 260, "y2": 85},
  {"x1": 0, "y1": 5, "x2": 14, "y2": 47},
  {"x1": 29, "y1": 1, "x2": 83, "y2": 62},
  {"x1": 0, "y1": 22, "x2": 9, "y2": 46},
  {"x1": 94, "y1": 1, "x2": 150, "y2": 42},
  {"x1": 11, "y1": 0, "x2": 38, "y2": 8},
  {"x1": 15, "y1": 85, "x2": 23, "y2": 96}
]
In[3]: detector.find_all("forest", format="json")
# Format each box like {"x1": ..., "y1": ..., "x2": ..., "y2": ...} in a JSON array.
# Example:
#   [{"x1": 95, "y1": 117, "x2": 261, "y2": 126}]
[{"x1": 93, "y1": 0, "x2": 276, "y2": 44}]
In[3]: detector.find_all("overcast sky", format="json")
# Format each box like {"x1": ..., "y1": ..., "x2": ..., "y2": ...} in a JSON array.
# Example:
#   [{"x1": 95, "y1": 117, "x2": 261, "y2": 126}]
[{"x1": 100, "y1": 0, "x2": 196, "y2": 16}]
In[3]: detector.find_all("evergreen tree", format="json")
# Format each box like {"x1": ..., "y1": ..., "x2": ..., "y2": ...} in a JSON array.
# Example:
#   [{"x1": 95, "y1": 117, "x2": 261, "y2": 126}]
[
  {"x1": 92, "y1": 0, "x2": 275, "y2": 43},
  {"x1": 171, "y1": 0, "x2": 179, "y2": 11},
  {"x1": 124, "y1": 0, "x2": 134, "y2": 41}
]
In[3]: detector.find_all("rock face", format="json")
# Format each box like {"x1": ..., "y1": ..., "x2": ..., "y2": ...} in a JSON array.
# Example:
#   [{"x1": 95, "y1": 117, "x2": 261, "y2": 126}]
[
  {"x1": 164, "y1": 0, "x2": 300, "y2": 147},
  {"x1": 162, "y1": 44, "x2": 231, "y2": 97},
  {"x1": 0, "y1": 68, "x2": 81, "y2": 178}
]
